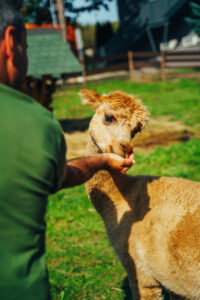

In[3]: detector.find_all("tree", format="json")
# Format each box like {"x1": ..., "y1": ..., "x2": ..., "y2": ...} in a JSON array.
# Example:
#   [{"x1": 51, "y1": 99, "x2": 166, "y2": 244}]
[
  {"x1": 95, "y1": 22, "x2": 114, "y2": 49},
  {"x1": 14, "y1": 0, "x2": 113, "y2": 25},
  {"x1": 14, "y1": 0, "x2": 51, "y2": 24},
  {"x1": 185, "y1": 0, "x2": 200, "y2": 36}
]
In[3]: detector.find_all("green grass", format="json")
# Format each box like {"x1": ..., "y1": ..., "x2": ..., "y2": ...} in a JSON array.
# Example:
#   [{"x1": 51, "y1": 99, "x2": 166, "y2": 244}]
[
  {"x1": 46, "y1": 139, "x2": 200, "y2": 300},
  {"x1": 129, "y1": 138, "x2": 200, "y2": 181},
  {"x1": 52, "y1": 78, "x2": 200, "y2": 127},
  {"x1": 168, "y1": 68, "x2": 200, "y2": 73},
  {"x1": 48, "y1": 78, "x2": 200, "y2": 299},
  {"x1": 47, "y1": 186, "x2": 126, "y2": 300}
]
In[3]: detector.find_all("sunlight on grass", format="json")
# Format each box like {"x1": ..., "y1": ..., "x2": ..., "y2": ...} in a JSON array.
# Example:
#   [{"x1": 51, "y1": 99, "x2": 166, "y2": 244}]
[
  {"x1": 129, "y1": 138, "x2": 200, "y2": 181},
  {"x1": 47, "y1": 186, "x2": 125, "y2": 300},
  {"x1": 52, "y1": 78, "x2": 200, "y2": 126}
]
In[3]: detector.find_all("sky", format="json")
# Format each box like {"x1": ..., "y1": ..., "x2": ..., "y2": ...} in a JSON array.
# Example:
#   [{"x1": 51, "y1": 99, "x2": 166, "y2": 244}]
[{"x1": 66, "y1": 0, "x2": 119, "y2": 25}]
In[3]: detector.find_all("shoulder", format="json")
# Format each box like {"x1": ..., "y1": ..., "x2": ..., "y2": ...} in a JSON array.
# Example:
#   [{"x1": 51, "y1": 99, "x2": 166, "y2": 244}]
[
  {"x1": 0, "y1": 83, "x2": 60, "y2": 129},
  {"x1": 0, "y1": 84, "x2": 65, "y2": 150}
]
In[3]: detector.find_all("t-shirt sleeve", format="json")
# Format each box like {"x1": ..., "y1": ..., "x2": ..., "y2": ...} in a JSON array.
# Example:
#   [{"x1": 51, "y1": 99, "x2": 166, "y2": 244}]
[{"x1": 50, "y1": 127, "x2": 66, "y2": 194}]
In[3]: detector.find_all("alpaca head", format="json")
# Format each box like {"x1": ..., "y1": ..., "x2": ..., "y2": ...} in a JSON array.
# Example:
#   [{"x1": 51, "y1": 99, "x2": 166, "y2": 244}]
[{"x1": 80, "y1": 89, "x2": 149, "y2": 158}]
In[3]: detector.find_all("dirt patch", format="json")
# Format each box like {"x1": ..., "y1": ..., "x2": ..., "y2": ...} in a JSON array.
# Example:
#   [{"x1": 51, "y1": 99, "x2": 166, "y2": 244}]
[
  {"x1": 63, "y1": 117, "x2": 199, "y2": 160},
  {"x1": 133, "y1": 117, "x2": 199, "y2": 154},
  {"x1": 64, "y1": 131, "x2": 89, "y2": 159}
]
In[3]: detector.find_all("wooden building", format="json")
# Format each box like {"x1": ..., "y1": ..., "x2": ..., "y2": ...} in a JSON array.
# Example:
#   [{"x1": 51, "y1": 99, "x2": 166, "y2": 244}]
[
  {"x1": 100, "y1": 0, "x2": 199, "y2": 56},
  {"x1": 23, "y1": 26, "x2": 82, "y2": 110}
]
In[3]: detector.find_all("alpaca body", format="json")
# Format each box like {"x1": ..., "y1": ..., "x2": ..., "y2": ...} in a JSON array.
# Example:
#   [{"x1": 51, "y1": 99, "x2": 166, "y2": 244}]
[
  {"x1": 80, "y1": 89, "x2": 200, "y2": 299},
  {"x1": 86, "y1": 139, "x2": 200, "y2": 300}
]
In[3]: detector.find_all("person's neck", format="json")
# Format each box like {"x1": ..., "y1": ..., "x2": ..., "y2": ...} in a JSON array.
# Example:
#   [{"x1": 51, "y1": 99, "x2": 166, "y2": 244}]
[
  {"x1": 0, "y1": 44, "x2": 22, "y2": 91},
  {"x1": 0, "y1": 52, "x2": 10, "y2": 88}
]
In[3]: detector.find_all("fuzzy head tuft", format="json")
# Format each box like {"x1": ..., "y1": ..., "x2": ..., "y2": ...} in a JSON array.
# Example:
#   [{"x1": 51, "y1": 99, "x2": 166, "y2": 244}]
[
  {"x1": 80, "y1": 89, "x2": 149, "y2": 129},
  {"x1": 79, "y1": 89, "x2": 102, "y2": 110}
]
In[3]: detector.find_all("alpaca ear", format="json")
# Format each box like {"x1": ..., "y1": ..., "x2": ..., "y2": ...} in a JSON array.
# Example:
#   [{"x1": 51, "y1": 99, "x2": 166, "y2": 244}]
[{"x1": 79, "y1": 89, "x2": 102, "y2": 110}]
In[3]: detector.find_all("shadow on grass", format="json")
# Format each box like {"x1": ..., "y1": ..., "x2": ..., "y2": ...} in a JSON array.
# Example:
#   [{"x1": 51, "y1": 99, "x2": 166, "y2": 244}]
[
  {"x1": 122, "y1": 276, "x2": 133, "y2": 300},
  {"x1": 121, "y1": 276, "x2": 172, "y2": 300},
  {"x1": 59, "y1": 117, "x2": 91, "y2": 133}
]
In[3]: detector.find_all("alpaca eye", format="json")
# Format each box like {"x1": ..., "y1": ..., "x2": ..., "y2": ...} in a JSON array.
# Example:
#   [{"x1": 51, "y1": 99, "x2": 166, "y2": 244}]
[
  {"x1": 131, "y1": 122, "x2": 142, "y2": 138},
  {"x1": 104, "y1": 114, "x2": 115, "y2": 124},
  {"x1": 131, "y1": 130, "x2": 137, "y2": 138},
  {"x1": 131, "y1": 128, "x2": 140, "y2": 138}
]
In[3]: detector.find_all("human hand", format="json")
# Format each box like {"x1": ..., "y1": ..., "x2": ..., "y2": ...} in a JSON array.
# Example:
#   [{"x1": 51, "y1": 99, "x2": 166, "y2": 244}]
[{"x1": 104, "y1": 152, "x2": 135, "y2": 174}]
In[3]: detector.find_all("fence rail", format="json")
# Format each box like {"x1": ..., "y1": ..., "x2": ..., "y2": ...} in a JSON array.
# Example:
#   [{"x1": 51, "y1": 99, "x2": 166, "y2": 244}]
[
  {"x1": 81, "y1": 50, "x2": 200, "y2": 82},
  {"x1": 23, "y1": 50, "x2": 200, "y2": 110}
]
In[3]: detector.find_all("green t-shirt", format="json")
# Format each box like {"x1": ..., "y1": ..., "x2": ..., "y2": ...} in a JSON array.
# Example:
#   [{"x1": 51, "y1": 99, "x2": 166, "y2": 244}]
[{"x1": 0, "y1": 84, "x2": 66, "y2": 300}]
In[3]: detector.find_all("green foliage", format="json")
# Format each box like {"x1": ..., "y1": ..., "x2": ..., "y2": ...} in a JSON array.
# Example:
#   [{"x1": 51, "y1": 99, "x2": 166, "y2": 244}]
[
  {"x1": 95, "y1": 22, "x2": 114, "y2": 48},
  {"x1": 16, "y1": 0, "x2": 114, "y2": 24},
  {"x1": 185, "y1": 0, "x2": 200, "y2": 35},
  {"x1": 16, "y1": 0, "x2": 52, "y2": 24},
  {"x1": 80, "y1": 24, "x2": 96, "y2": 49}
]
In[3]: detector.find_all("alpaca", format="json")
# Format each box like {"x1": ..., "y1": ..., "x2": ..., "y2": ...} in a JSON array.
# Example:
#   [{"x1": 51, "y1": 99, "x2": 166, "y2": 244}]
[{"x1": 79, "y1": 89, "x2": 200, "y2": 300}]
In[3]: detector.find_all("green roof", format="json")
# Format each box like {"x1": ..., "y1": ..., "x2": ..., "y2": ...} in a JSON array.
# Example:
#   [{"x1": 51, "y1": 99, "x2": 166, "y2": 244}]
[{"x1": 27, "y1": 29, "x2": 82, "y2": 78}]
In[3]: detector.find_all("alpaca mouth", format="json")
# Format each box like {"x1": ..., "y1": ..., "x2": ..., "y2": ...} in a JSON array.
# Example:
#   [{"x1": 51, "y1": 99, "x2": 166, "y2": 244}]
[
  {"x1": 105, "y1": 142, "x2": 134, "y2": 158},
  {"x1": 128, "y1": 151, "x2": 134, "y2": 160},
  {"x1": 120, "y1": 142, "x2": 134, "y2": 158},
  {"x1": 124, "y1": 150, "x2": 134, "y2": 159}
]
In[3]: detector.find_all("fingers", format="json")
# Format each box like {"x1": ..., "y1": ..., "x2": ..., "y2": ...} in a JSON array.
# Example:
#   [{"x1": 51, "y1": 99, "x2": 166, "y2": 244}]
[
  {"x1": 120, "y1": 167, "x2": 129, "y2": 175},
  {"x1": 120, "y1": 160, "x2": 135, "y2": 174},
  {"x1": 107, "y1": 153, "x2": 136, "y2": 174},
  {"x1": 128, "y1": 152, "x2": 135, "y2": 163},
  {"x1": 123, "y1": 157, "x2": 135, "y2": 167}
]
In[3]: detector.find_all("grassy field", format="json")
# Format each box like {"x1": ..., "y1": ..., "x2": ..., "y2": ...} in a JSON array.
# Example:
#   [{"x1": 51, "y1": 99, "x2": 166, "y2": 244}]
[
  {"x1": 52, "y1": 78, "x2": 200, "y2": 127},
  {"x1": 47, "y1": 78, "x2": 200, "y2": 300}
]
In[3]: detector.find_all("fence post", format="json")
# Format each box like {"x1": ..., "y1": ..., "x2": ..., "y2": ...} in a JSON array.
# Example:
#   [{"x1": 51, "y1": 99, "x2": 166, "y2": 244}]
[
  {"x1": 161, "y1": 51, "x2": 166, "y2": 81},
  {"x1": 128, "y1": 51, "x2": 134, "y2": 79},
  {"x1": 32, "y1": 78, "x2": 38, "y2": 100},
  {"x1": 80, "y1": 59, "x2": 87, "y2": 84}
]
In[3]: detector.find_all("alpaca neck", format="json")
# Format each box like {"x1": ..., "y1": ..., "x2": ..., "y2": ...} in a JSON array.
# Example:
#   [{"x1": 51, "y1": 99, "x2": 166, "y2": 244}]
[
  {"x1": 85, "y1": 134, "x2": 101, "y2": 156},
  {"x1": 85, "y1": 135, "x2": 133, "y2": 225}
]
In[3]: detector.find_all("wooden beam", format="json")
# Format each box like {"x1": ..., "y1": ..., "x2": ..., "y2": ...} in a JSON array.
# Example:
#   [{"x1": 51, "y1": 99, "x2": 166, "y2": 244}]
[
  {"x1": 161, "y1": 51, "x2": 166, "y2": 81},
  {"x1": 56, "y1": 0, "x2": 67, "y2": 42},
  {"x1": 80, "y1": 59, "x2": 87, "y2": 83},
  {"x1": 32, "y1": 78, "x2": 38, "y2": 100},
  {"x1": 128, "y1": 51, "x2": 134, "y2": 80}
]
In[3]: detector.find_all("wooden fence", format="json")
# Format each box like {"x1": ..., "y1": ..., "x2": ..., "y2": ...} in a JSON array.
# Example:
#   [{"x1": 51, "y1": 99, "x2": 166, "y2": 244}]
[
  {"x1": 22, "y1": 50, "x2": 200, "y2": 110},
  {"x1": 82, "y1": 50, "x2": 200, "y2": 82}
]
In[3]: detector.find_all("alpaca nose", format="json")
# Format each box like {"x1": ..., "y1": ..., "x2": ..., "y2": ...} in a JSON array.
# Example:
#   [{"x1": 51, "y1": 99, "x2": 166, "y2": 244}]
[{"x1": 120, "y1": 141, "x2": 134, "y2": 155}]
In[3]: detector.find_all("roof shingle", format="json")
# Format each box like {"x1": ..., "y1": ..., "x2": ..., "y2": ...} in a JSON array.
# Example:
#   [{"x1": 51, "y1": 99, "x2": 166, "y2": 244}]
[{"x1": 27, "y1": 28, "x2": 82, "y2": 78}]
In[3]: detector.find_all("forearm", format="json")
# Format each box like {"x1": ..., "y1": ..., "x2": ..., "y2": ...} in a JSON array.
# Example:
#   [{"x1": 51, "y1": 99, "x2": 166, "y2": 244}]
[
  {"x1": 60, "y1": 153, "x2": 135, "y2": 189},
  {"x1": 60, "y1": 155, "x2": 108, "y2": 189}
]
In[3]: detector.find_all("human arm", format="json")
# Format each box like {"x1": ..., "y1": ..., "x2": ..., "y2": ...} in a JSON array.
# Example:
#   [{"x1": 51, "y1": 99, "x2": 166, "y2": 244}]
[{"x1": 60, "y1": 153, "x2": 135, "y2": 189}]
